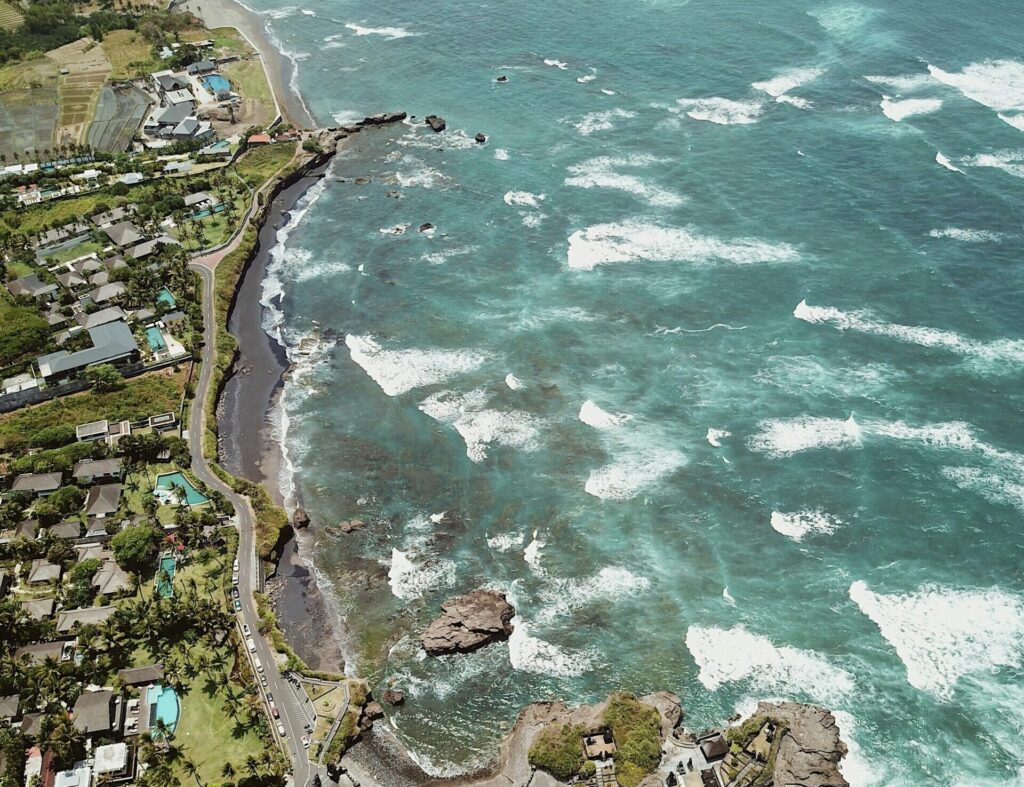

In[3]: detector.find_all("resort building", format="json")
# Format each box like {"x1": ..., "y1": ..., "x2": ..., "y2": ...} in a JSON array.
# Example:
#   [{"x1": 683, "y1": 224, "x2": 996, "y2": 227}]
[
  {"x1": 56, "y1": 606, "x2": 116, "y2": 634},
  {"x1": 20, "y1": 597, "x2": 55, "y2": 620},
  {"x1": 47, "y1": 520, "x2": 82, "y2": 540},
  {"x1": 93, "y1": 560, "x2": 132, "y2": 597},
  {"x1": 11, "y1": 471, "x2": 63, "y2": 497},
  {"x1": 6, "y1": 273, "x2": 58, "y2": 301},
  {"x1": 103, "y1": 220, "x2": 146, "y2": 248},
  {"x1": 37, "y1": 321, "x2": 139, "y2": 383},
  {"x1": 84, "y1": 484, "x2": 122, "y2": 519},
  {"x1": 76, "y1": 418, "x2": 132, "y2": 444},
  {"x1": 71, "y1": 457, "x2": 124, "y2": 484},
  {"x1": 72, "y1": 689, "x2": 122, "y2": 736},
  {"x1": 27, "y1": 559, "x2": 62, "y2": 584},
  {"x1": 90, "y1": 205, "x2": 137, "y2": 227}
]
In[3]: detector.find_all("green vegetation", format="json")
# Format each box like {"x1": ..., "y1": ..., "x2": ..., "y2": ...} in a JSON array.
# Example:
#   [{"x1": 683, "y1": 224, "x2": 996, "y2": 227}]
[
  {"x1": 83, "y1": 363, "x2": 125, "y2": 392},
  {"x1": 0, "y1": 300, "x2": 50, "y2": 368},
  {"x1": 100, "y1": 28, "x2": 157, "y2": 79},
  {"x1": 726, "y1": 714, "x2": 767, "y2": 744},
  {"x1": 0, "y1": 367, "x2": 186, "y2": 452},
  {"x1": 0, "y1": 2, "x2": 24, "y2": 31},
  {"x1": 110, "y1": 521, "x2": 161, "y2": 574},
  {"x1": 236, "y1": 143, "x2": 294, "y2": 188},
  {"x1": 43, "y1": 237, "x2": 104, "y2": 264},
  {"x1": 601, "y1": 693, "x2": 662, "y2": 786},
  {"x1": 221, "y1": 57, "x2": 273, "y2": 115},
  {"x1": 528, "y1": 723, "x2": 587, "y2": 781}
]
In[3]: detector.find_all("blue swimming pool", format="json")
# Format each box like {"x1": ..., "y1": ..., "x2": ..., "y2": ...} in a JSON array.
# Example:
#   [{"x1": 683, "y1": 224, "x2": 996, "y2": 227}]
[
  {"x1": 158, "y1": 287, "x2": 177, "y2": 308},
  {"x1": 202, "y1": 74, "x2": 230, "y2": 93},
  {"x1": 148, "y1": 683, "x2": 180, "y2": 735},
  {"x1": 154, "y1": 471, "x2": 210, "y2": 506},
  {"x1": 146, "y1": 326, "x2": 167, "y2": 352}
]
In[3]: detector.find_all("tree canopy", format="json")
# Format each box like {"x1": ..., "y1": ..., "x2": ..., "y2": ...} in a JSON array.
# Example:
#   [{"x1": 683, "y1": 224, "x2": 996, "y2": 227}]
[{"x1": 111, "y1": 522, "x2": 161, "y2": 574}]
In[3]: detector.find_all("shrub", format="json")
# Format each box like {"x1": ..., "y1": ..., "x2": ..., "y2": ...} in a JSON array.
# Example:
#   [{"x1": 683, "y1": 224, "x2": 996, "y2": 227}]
[
  {"x1": 601, "y1": 693, "x2": 662, "y2": 776},
  {"x1": 527, "y1": 723, "x2": 585, "y2": 781},
  {"x1": 29, "y1": 425, "x2": 76, "y2": 450}
]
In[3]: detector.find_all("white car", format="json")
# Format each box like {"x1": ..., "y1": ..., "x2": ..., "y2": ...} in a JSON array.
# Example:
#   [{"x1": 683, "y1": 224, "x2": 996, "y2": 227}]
[
  {"x1": 232, "y1": 573, "x2": 239, "y2": 585},
  {"x1": 277, "y1": 722, "x2": 286, "y2": 737},
  {"x1": 254, "y1": 657, "x2": 264, "y2": 673},
  {"x1": 233, "y1": 558, "x2": 239, "y2": 572},
  {"x1": 301, "y1": 735, "x2": 310, "y2": 749},
  {"x1": 242, "y1": 623, "x2": 251, "y2": 637},
  {"x1": 246, "y1": 637, "x2": 256, "y2": 653}
]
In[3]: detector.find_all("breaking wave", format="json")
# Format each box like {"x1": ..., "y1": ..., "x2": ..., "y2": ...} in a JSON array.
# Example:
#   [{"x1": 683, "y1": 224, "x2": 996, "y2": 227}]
[{"x1": 344, "y1": 335, "x2": 486, "y2": 396}]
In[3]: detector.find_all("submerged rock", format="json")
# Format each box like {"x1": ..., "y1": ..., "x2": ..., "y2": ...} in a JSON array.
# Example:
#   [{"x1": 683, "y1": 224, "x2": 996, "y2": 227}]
[
  {"x1": 381, "y1": 688, "x2": 405, "y2": 706},
  {"x1": 496, "y1": 75, "x2": 509, "y2": 83},
  {"x1": 361, "y1": 111, "x2": 408, "y2": 126},
  {"x1": 418, "y1": 223, "x2": 434, "y2": 233},
  {"x1": 421, "y1": 590, "x2": 515, "y2": 655},
  {"x1": 337, "y1": 518, "x2": 365, "y2": 533},
  {"x1": 292, "y1": 507, "x2": 310, "y2": 529},
  {"x1": 474, "y1": 132, "x2": 487, "y2": 143},
  {"x1": 425, "y1": 115, "x2": 447, "y2": 132}
]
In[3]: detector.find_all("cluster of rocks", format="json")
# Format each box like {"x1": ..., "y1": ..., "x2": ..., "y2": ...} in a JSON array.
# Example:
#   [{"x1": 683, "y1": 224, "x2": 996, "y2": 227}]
[{"x1": 755, "y1": 701, "x2": 850, "y2": 787}]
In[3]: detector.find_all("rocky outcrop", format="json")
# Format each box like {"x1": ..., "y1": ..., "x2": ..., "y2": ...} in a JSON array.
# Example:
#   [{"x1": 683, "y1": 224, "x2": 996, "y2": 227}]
[
  {"x1": 363, "y1": 111, "x2": 408, "y2": 126},
  {"x1": 381, "y1": 688, "x2": 405, "y2": 706},
  {"x1": 474, "y1": 132, "x2": 487, "y2": 143},
  {"x1": 758, "y1": 701, "x2": 849, "y2": 787},
  {"x1": 421, "y1": 590, "x2": 515, "y2": 655},
  {"x1": 292, "y1": 507, "x2": 310, "y2": 528},
  {"x1": 425, "y1": 115, "x2": 447, "y2": 132}
]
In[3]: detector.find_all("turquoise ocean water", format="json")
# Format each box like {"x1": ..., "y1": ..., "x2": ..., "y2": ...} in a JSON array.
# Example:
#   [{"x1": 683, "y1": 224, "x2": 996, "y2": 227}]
[{"x1": 240, "y1": 0, "x2": 1024, "y2": 782}]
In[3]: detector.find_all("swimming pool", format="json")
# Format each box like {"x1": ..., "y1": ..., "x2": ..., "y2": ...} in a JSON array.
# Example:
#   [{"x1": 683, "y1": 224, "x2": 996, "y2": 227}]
[
  {"x1": 158, "y1": 287, "x2": 177, "y2": 308},
  {"x1": 148, "y1": 684, "x2": 180, "y2": 735},
  {"x1": 146, "y1": 326, "x2": 167, "y2": 352},
  {"x1": 153, "y1": 471, "x2": 210, "y2": 506},
  {"x1": 156, "y1": 554, "x2": 176, "y2": 598},
  {"x1": 202, "y1": 74, "x2": 230, "y2": 93}
]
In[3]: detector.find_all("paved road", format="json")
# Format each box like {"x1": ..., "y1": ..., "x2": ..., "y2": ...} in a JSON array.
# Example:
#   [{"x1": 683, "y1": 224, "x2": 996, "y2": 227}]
[{"x1": 188, "y1": 262, "x2": 318, "y2": 786}]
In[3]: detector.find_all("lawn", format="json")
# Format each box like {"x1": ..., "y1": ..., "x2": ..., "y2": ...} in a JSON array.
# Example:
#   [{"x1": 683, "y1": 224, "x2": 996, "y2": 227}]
[
  {"x1": 101, "y1": 30, "x2": 158, "y2": 81},
  {"x1": 235, "y1": 143, "x2": 294, "y2": 188},
  {"x1": 0, "y1": 366, "x2": 187, "y2": 451},
  {"x1": 221, "y1": 58, "x2": 273, "y2": 114},
  {"x1": 40, "y1": 237, "x2": 105, "y2": 265},
  {"x1": 206, "y1": 26, "x2": 254, "y2": 57},
  {"x1": 1, "y1": 188, "x2": 134, "y2": 234},
  {"x1": 6, "y1": 259, "x2": 33, "y2": 277}
]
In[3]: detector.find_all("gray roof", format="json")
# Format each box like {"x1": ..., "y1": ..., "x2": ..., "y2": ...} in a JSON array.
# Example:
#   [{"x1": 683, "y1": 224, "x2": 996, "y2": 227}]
[
  {"x1": 103, "y1": 221, "x2": 145, "y2": 248},
  {"x1": 57, "y1": 271, "x2": 87, "y2": 289},
  {"x1": 0, "y1": 694, "x2": 18, "y2": 719},
  {"x1": 73, "y1": 257, "x2": 104, "y2": 274},
  {"x1": 85, "y1": 484, "x2": 121, "y2": 517},
  {"x1": 77, "y1": 306, "x2": 127, "y2": 330},
  {"x1": 90, "y1": 205, "x2": 136, "y2": 226},
  {"x1": 21, "y1": 597, "x2": 55, "y2": 619},
  {"x1": 156, "y1": 73, "x2": 189, "y2": 92},
  {"x1": 163, "y1": 310, "x2": 186, "y2": 323},
  {"x1": 6, "y1": 273, "x2": 57, "y2": 299},
  {"x1": 75, "y1": 543, "x2": 106, "y2": 562},
  {"x1": 56, "y1": 605, "x2": 116, "y2": 633},
  {"x1": 28, "y1": 558, "x2": 62, "y2": 583},
  {"x1": 47, "y1": 520, "x2": 82, "y2": 539},
  {"x1": 172, "y1": 117, "x2": 201, "y2": 137},
  {"x1": 37, "y1": 321, "x2": 138, "y2": 379},
  {"x1": 89, "y1": 281, "x2": 127, "y2": 304},
  {"x1": 72, "y1": 689, "x2": 115, "y2": 733},
  {"x1": 88, "y1": 270, "x2": 110, "y2": 287},
  {"x1": 93, "y1": 561, "x2": 131, "y2": 595},
  {"x1": 16, "y1": 519, "x2": 39, "y2": 539},
  {"x1": 116, "y1": 663, "x2": 163, "y2": 685},
  {"x1": 72, "y1": 457, "x2": 123, "y2": 479},
  {"x1": 12, "y1": 472, "x2": 62, "y2": 493},
  {"x1": 186, "y1": 59, "x2": 215, "y2": 74},
  {"x1": 127, "y1": 235, "x2": 179, "y2": 260},
  {"x1": 15, "y1": 641, "x2": 63, "y2": 664},
  {"x1": 156, "y1": 103, "x2": 192, "y2": 126},
  {"x1": 184, "y1": 191, "x2": 212, "y2": 207}
]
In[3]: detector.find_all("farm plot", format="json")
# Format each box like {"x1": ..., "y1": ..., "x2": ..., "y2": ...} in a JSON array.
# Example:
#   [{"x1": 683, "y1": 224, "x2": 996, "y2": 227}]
[
  {"x1": 0, "y1": 87, "x2": 59, "y2": 162},
  {"x1": 86, "y1": 84, "x2": 150, "y2": 152},
  {"x1": 0, "y1": 1, "x2": 23, "y2": 30}
]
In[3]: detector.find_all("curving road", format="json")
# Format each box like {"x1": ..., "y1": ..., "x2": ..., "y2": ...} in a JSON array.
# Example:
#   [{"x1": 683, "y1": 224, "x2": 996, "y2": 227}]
[{"x1": 188, "y1": 262, "x2": 320, "y2": 786}]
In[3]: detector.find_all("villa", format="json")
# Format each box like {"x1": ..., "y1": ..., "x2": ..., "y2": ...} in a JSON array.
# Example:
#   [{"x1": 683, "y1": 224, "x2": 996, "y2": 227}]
[
  {"x1": 56, "y1": 606, "x2": 116, "y2": 634},
  {"x1": 72, "y1": 457, "x2": 124, "y2": 484},
  {"x1": 72, "y1": 688, "x2": 122, "y2": 736},
  {"x1": 84, "y1": 484, "x2": 122, "y2": 519},
  {"x1": 37, "y1": 321, "x2": 139, "y2": 383},
  {"x1": 6, "y1": 273, "x2": 58, "y2": 301},
  {"x1": 103, "y1": 220, "x2": 145, "y2": 248},
  {"x1": 11, "y1": 472, "x2": 62, "y2": 497}
]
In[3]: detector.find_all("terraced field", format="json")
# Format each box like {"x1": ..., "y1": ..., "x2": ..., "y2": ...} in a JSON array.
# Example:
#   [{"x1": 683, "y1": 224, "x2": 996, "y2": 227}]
[
  {"x1": 101, "y1": 29, "x2": 159, "y2": 80},
  {"x1": 0, "y1": 1, "x2": 23, "y2": 30}
]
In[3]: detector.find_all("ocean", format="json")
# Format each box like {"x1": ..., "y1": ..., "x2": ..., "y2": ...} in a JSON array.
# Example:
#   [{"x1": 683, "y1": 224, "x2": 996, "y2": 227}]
[{"x1": 233, "y1": 0, "x2": 1024, "y2": 782}]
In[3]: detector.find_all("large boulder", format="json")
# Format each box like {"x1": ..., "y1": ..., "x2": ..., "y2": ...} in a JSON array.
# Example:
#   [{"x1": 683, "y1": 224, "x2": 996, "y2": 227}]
[
  {"x1": 757, "y1": 701, "x2": 850, "y2": 787},
  {"x1": 292, "y1": 507, "x2": 310, "y2": 528},
  {"x1": 421, "y1": 590, "x2": 515, "y2": 655},
  {"x1": 425, "y1": 115, "x2": 447, "y2": 132}
]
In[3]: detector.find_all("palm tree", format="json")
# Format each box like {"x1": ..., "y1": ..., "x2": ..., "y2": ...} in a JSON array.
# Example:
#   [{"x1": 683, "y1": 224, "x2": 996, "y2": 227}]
[
  {"x1": 182, "y1": 757, "x2": 202, "y2": 786},
  {"x1": 220, "y1": 762, "x2": 235, "y2": 781},
  {"x1": 244, "y1": 754, "x2": 259, "y2": 777}
]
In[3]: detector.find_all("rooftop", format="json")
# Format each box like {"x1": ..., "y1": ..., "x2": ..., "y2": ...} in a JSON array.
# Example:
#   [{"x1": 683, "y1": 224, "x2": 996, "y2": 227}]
[
  {"x1": 56, "y1": 605, "x2": 116, "y2": 633},
  {"x1": 84, "y1": 484, "x2": 122, "y2": 517},
  {"x1": 38, "y1": 321, "x2": 138, "y2": 379},
  {"x1": 28, "y1": 558, "x2": 62, "y2": 583},
  {"x1": 72, "y1": 457, "x2": 123, "y2": 479},
  {"x1": 12, "y1": 472, "x2": 62, "y2": 493},
  {"x1": 21, "y1": 597, "x2": 55, "y2": 619},
  {"x1": 103, "y1": 220, "x2": 145, "y2": 248},
  {"x1": 72, "y1": 689, "x2": 116, "y2": 734}
]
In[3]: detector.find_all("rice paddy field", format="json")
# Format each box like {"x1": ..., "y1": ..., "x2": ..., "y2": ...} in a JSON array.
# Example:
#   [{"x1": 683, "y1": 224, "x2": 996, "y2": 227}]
[
  {"x1": 86, "y1": 84, "x2": 150, "y2": 152},
  {"x1": 0, "y1": 1, "x2": 23, "y2": 30}
]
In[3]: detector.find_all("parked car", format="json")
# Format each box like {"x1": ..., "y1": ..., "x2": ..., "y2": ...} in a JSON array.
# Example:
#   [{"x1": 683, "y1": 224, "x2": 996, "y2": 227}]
[
  {"x1": 231, "y1": 587, "x2": 239, "y2": 599},
  {"x1": 233, "y1": 599, "x2": 241, "y2": 612},
  {"x1": 233, "y1": 558, "x2": 239, "y2": 572},
  {"x1": 242, "y1": 623, "x2": 251, "y2": 637},
  {"x1": 301, "y1": 735, "x2": 310, "y2": 749},
  {"x1": 260, "y1": 675, "x2": 268, "y2": 687},
  {"x1": 232, "y1": 573, "x2": 239, "y2": 585},
  {"x1": 277, "y1": 722, "x2": 286, "y2": 737},
  {"x1": 254, "y1": 658, "x2": 264, "y2": 673},
  {"x1": 246, "y1": 637, "x2": 256, "y2": 653},
  {"x1": 271, "y1": 704, "x2": 279, "y2": 719},
  {"x1": 266, "y1": 692, "x2": 274, "y2": 703}
]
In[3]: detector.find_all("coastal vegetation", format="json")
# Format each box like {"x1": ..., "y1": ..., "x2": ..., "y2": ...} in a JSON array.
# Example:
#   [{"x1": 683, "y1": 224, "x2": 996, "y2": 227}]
[
  {"x1": 0, "y1": 299, "x2": 51, "y2": 367},
  {"x1": 528, "y1": 722, "x2": 587, "y2": 781},
  {"x1": 601, "y1": 692, "x2": 663, "y2": 787}
]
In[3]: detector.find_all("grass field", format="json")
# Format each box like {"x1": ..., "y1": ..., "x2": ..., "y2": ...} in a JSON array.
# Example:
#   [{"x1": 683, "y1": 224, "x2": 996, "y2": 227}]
[
  {"x1": 221, "y1": 58, "x2": 274, "y2": 115},
  {"x1": 41, "y1": 238, "x2": 105, "y2": 265},
  {"x1": 206, "y1": 26, "x2": 255, "y2": 57},
  {"x1": 0, "y1": 1, "x2": 23, "y2": 30},
  {"x1": 101, "y1": 29, "x2": 158, "y2": 81},
  {"x1": 235, "y1": 143, "x2": 294, "y2": 188},
  {"x1": 0, "y1": 367, "x2": 187, "y2": 451}
]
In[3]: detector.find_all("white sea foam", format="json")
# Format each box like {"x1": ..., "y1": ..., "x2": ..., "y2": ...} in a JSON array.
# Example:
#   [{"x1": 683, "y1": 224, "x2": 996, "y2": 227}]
[
  {"x1": 998, "y1": 112, "x2": 1024, "y2": 132},
  {"x1": 379, "y1": 224, "x2": 408, "y2": 236},
  {"x1": 504, "y1": 373, "x2": 524, "y2": 390},
  {"x1": 486, "y1": 533, "x2": 525, "y2": 552},
  {"x1": 880, "y1": 97, "x2": 943, "y2": 121},
  {"x1": 345, "y1": 22, "x2": 418, "y2": 39},
  {"x1": 749, "y1": 416, "x2": 862, "y2": 457},
  {"x1": 265, "y1": 5, "x2": 297, "y2": 19},
  {"x1": 707, "y1": 428, "x2": 731, "y2": 447},
  {"x1": 573, "y1": 108, "x2": 637, "y2": 135},
  {"x1": 935, "y1": 152, "x2": 964, "y2": 173},
  {"x1": 794, "y1": 300, "x2": 1024, "y2": 366},
  {"x1": 508, "y1": 617, "x2": 593, "y2": 677},
  {"x1": 849, "y1": 581, "x2": 1024, "y2": 698},
  {"x1": 577, "y1": 71, "x2": 597, "y2": 84},
  {"x1": 686, "y1": 625, "x2": 854, "y2": 705},
  {"x1": 503, "y1": 190, "x2": 545, "y2": 207},
  {"x1": 493, "y1": 148, "x2": 510, "y2": 160},
  {"x1": 567, "y1": 221, "x2": 799, "y2": 271},
  {"x1": 387, "y1": 548, "x2": 456, "y2": 600},
  {"x1": 928, "y1": 227, "x2": 1003, "y2": 242},
  {"x1": 927, "y1": 60, "x2": 1024, "y2": 113},
  {"x1": 579, "y1": 400, "x2": 633, "y2": 429},
  {"x1": 345, "y1": 335, "x2": 486, "y2": 396},
  {"x1": 942, "y1": 466, "x2": 1024, "y2": 511},
  {"x1": 536, "y1": 566, "x2": 651, "y2": 622},
  {"x1": 676, "y1": 97, "x2": 765, "y2": 125},
  {"x1": 832, "y1": 711, "x2": 879, "y2": 787},
  {"x1": 565, "y1": 154, "x2": 685, "y2": 207},
  {"x1": 392, "y1": 164, "x2": 450, "y2": 189},
  {"x1": 521, "y1": 213, "x2": 546, "y2": 228},
  {"x1": 809, "y1": 5, "x2": 878, "y2": 35},
  {"x1": 770, "y1": 510, "x2": 843, "y2": 541},
  {"x1": 585, "y1": 447, "x2": 686, "y2": 500},
  {"x1": 419, "y1": 389, "x2": 545, "y2": 462},
  {"x1": 752, "y1": 66, "x2": 824, "y2": 107},
  {"x1": 523, "y1": 530, "x2": 544, "y2": 570},
  {"x1": 421, "y1": 245, "x2": 478, "y2": 265},
  {"x1": 722, "y1": 587, "x2": 737, "y2": 607},
  {"x1": 601, "y1": 88, "x2": 616, "y2": 96},
  {"x1": 863, "y1": 73, "x2": 938, "y2": 93},
  {"x1": 963, "y1": 150, "x2": 1024, "y2": 179},
  {"x1": 543, "y1": 58, "x2": 568, "y2": 70},
  {"x1": 775, "y1": 94, "x2": 812, "y2": 109}
]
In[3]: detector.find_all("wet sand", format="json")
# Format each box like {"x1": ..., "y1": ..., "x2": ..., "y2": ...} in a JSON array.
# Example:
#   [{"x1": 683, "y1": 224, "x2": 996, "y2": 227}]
[{"x1": 181, "y1": 0, "x2": 316, "y2": 128}]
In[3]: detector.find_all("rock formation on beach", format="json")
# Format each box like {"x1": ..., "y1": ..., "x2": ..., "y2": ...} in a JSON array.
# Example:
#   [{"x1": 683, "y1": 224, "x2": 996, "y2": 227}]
[
  {"x1": 421, "y1": 589, "x2": 515, "y2": 655},
  {"x1": 756, "y1": 701, "x2": 850, "y2": 787},
  {"x1": 292, "y1": 507, "x2": 310, "y2": 528}
]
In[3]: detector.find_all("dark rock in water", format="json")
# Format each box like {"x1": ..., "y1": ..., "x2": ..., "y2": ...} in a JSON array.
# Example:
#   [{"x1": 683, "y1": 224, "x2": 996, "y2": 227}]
[
  {"x1": 386, "y1": 190, "x2": 402, "y2": 199},
  {"x1": 362, "y1": 111, "x2": 408, "y2": 126},
  {"x1": 418, "y1": 223, "x2": 434, "y2": 233},
  {"x1": 496, "y1": 75, "x2": 509, "y2": 83},
  {"x1": 474, "y1": 132, "x2": 487, "y2": 143},
  {"x1": 422, "y1": 590, "x2": 515, "y2": 655},
  {"x1": 338, "y1": 518, "x2": 365, "y2": 533},
  {"x1": 425, "y1": 115, "x2": 447, "y2": 132},
  {"x1": 381, "y1": 689, "x2": 405, "y2": 706},
  {"x1": 354, "y1": 177, "x2": 370, "y2": 185},
  {"x1": 292, "y1": 507, "x2": 310, "y2": 529}
]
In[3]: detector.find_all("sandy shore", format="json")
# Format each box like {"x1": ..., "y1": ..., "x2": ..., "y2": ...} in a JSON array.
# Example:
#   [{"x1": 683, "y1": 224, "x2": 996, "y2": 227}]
[{"x1": 181, "y1": 0, "x2": 316, "y2": 128}]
